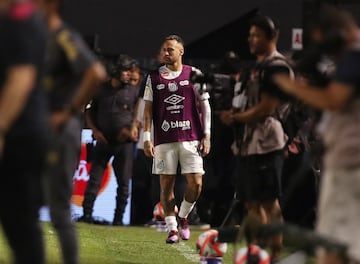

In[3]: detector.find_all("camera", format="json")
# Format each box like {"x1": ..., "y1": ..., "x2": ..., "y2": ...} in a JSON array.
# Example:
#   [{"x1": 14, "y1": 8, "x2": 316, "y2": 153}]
[{"x1": 190, "y1": 70, "x2": 236, "y2": 111}]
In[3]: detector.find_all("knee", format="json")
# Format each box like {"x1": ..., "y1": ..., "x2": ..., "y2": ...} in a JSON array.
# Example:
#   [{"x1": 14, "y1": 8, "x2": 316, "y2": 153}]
[{"x1": 263, "y1": 200, "x2": 282, "y2": 215}]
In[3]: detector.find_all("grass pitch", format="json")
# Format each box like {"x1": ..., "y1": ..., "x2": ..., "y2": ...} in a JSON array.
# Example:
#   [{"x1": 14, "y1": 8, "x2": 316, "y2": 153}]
[{"x1": 0, "y1": 222, "x2": 315, "y2": 263}]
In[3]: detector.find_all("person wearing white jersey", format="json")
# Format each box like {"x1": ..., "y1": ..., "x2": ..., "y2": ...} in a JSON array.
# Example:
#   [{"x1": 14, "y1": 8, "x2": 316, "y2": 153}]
[{"x1": 143, "y1": 35, "x2": 211, "y2": 243}]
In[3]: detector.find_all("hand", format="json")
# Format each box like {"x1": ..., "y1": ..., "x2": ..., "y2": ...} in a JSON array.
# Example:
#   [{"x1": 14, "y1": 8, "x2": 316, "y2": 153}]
[
  {"x1": 199, "y1": 134, "x2": 211, "y2": 157},
  {"x1": 130, "y1": 125, "x2": 139, "y2": 142},
  {"x1": 219, "y1": 110, "x2": 234, "y2": 126},
  {"x1": 144, "y1": 140, "x2": 154, "y2": 158},
  {"x1": 93, "y1": 130, "x2": 108, "y2": 144}
]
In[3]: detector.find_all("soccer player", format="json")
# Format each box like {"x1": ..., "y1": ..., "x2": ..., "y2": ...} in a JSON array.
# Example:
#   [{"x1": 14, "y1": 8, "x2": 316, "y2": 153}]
[{"x1": 143, "y1": 35, "x2": 211, "y2": 243}]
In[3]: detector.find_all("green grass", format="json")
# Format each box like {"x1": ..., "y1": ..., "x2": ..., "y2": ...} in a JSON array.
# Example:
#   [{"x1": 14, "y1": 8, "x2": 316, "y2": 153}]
[{"x1": 0, "y1": 222, "x2": 315, "y2": 264}]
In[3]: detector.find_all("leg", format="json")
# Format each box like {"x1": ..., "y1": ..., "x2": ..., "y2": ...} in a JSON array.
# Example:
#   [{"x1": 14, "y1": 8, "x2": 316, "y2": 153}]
[
  {"x1": 258, "y1": 151, "x2": 284, "y2": 261},
  {"x1": 160, "y1": 174, "x2": 179, "y2": 243},
  {"x1": 317, "y1": 249, "x2": 346, "y2": 264},
  {"x1": 177, "y1": 173, "x2": 203, "y2": 241},
  {"x1": 82, "y1": 142, "x2": 112, "y2": 219},
  {"x1": 47, "y1": 117, "x2": 81, "y2": 264},
  {"x1": 130, "y1": 149, "x2": 153, "y2": 225},
  {"x1": 261, "y1": 199, "x2": 283, "y2": 261},
  {"x1": 177, "y1": 140, "x2": 205, "y2": 240},
  {"x1": 244, "y1": 201, "x2": 268, "y2": 244},
  {"x1": 160, "y1": 174, "x2": 177, "y2": 217},
  {"x1": 153, "y1": 142, "x2": 179, "y2": 243},
  {"x1": 0, "y1": 137, "x2": 46, "y2": 264},
  {"x1": 183, "y1": 173, "x2": 202, "y2": 203},
  {"x1": 112, "y1": 142, "x2": 134, "y2": 225},
  {"x1": 178, "y1": 140, "x2": 204, "y2": 216}
]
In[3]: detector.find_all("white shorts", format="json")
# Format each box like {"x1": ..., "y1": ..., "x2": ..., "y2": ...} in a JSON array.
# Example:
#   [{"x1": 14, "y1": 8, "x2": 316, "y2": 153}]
[
  {"x1": 316, "y1": 167, "x2": 360, "y2": 262},
  {"x1": 152, "y1": 141, "x2": 204, "y2": 175}
]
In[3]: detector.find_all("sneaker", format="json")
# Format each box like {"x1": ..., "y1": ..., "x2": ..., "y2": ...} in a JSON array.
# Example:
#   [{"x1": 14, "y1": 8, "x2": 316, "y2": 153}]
[
  {"x1": 166, "y1": 230, "x2": 179, "y2": 244},
  {"x1": 179, "y1": 217, "x2": 190, "y2": 240}
]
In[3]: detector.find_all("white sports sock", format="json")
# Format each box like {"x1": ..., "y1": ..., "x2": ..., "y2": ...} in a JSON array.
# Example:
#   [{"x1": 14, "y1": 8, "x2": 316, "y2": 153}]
[
  {"x1": 178, "y1": 199, "x2": 195, "y2": 219},
  {"x1": 165, "y1": 216, "x2": 178, "y2": 232}
]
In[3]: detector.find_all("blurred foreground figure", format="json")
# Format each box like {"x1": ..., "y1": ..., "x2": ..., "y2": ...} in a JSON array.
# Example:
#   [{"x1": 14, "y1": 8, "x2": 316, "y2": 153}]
[
  {"x1": 38, "y1": 0, "x2": 106, "y2": 263},
  {"x1": 220, "y1": 15, "x2": 294, "y2": 262},
  {"x1": 275, "y1": 4, "x2": 360, "y2": 264},
  {"x1": 0, "y1": 0, "x2": 48, "y2": 263}
]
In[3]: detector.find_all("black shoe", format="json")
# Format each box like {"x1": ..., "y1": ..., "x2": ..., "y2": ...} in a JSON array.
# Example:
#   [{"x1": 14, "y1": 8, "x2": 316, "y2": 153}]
[
  {"x1": 112, "y1": 220, "x2": 123, "y2": 226},
  {"x1": 76, "y1": 214, "x2": 93, "y2": 223},
  {"x1": 92, "y1": 216, "x2": 111, "y2": 225}
]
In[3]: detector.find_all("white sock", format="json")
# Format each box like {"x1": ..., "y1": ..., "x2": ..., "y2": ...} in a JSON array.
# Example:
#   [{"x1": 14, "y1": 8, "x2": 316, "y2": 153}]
[
  {"x1": 178, "y1": 199, "x2": 195, "y2": 219},
  {"x1": 165, "y1": 216, "x2": 178, "y2": 232}
]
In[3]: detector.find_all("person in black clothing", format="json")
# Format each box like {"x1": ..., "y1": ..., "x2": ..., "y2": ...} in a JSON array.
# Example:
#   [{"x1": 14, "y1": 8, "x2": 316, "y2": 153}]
[
  {"x1": 38, "y1": 0, "x2": 106, "y2": 263},
  {"x1": 220, "y1": 15, "x2": 294, "y2": 261},
  {"x1": 0, "y1": 1, "x2": 48, "y2": 263},
  {"x1": 79, "y1": 54, "x2": 139, "y2": 226}
]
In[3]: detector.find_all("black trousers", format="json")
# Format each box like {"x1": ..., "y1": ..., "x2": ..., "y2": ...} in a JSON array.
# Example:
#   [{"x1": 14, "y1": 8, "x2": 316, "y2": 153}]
[
  {"x1": 0, "y1": 134, "x2": 47, "y2": 264},
  {"x1": 43, "y1": 117, "x2": 81, "y2": 264},
  {"x1": 82, "y1": 141, "x2": 133, "y2": 221}
]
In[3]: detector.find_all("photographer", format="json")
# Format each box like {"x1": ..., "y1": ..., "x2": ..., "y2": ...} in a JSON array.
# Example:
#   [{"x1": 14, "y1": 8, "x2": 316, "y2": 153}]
[
  {"x1": 79, "y1": 54, "x2": 139, "y2": 226},
  {"x1": 275, "y1": 5, "x2": 360, "y2": 264},
  {"x1": 195, "y1": 51, "x2": 243, "y2": 227},
  {"x1": 220, "y1": 15, "x2": 294, "y2": 262}
]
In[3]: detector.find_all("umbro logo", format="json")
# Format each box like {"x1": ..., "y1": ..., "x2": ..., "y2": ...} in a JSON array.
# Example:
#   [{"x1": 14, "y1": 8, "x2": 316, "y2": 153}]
[{"x1": 164, "y1": 94, "x2": 185, "y2": 105}]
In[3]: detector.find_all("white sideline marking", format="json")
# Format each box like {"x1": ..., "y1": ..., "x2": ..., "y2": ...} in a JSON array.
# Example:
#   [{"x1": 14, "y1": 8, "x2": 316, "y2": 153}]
[{"x1": 171, "y1": 242, "x2": 199, "y2": 262}]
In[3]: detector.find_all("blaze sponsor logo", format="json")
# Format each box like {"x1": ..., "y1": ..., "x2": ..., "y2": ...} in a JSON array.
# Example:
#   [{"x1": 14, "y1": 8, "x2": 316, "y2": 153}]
[
  {"x1": 161, "y1": 120, "x2": 191, "y2": 131},
  {"x1": 161, "y1": 120, "x2": 170, "y2": 132},
  {"x1": 72, "y1": 143, "x2": 112, "y2": 206},
  {"x1": 179, "y1": 80, "x2": 189, "y2": 86},
  {"x1": 168, "y1": 82, "x2": 178, "y2": 92},
  {"x1": 171, "y1": 120, "x2": 191, "y2": 130}
]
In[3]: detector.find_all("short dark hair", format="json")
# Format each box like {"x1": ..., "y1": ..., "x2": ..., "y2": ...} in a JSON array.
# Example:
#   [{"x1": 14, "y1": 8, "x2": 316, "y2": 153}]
[
  {"x1": 249, "y1": 15, "x2": 278, "y2": 39},
  {"x1": 164, "y1": 34, "x2": 184, "y2": 46}
]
